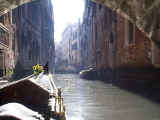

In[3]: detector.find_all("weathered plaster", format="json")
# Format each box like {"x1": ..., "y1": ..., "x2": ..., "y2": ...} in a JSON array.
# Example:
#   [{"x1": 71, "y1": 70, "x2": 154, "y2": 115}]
[{"x1": 92, "y1": 0, "x2": 160, "y2": 46}]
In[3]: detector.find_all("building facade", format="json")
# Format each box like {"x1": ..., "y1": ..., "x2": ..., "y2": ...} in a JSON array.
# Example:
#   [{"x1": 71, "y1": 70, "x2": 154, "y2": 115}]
[
  {"x1": 0, "y1": 11, "x2": 17, "y2": 77},
  {"x1": 79, "y1": 0, "x2": 153, "y2": 70},
  {"x1": 12, "y1": 0, "x2": 55, "y2": 78},
  {"x1": 0, "y1": 0, "x2": 55, "y2": 78},
  {"x1": 61, "y1": 0, "x2": 157, "y2": 81}
]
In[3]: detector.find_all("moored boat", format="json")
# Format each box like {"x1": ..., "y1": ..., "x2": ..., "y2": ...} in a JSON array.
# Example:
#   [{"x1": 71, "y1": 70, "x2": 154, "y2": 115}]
[
  {"x1": 0, "y1": 73, "x2": 66, "y2": 120},
  {"x1": 80, "y1": 67, "x2": 97, "y2": 80}
]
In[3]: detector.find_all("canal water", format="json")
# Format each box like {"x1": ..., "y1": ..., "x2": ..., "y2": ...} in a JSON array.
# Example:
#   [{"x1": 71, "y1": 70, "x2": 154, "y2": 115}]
[{"x1": 54, "y1": 74, "x2": 160, "y2": 120}]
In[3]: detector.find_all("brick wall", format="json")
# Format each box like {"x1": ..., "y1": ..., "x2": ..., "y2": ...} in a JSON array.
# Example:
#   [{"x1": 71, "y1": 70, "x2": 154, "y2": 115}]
[{"x1": 116, "y1": 14, "x2": 152, "y2": 69}]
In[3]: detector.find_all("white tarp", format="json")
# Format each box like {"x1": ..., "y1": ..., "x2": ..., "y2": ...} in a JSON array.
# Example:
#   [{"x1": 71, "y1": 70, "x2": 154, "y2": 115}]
[{"x1": 0, "y1": 103, "x2": 44, "y2": 120}]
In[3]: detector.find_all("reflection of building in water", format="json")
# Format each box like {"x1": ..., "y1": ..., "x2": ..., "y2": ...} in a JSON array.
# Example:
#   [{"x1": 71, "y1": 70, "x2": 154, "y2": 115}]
[{"x1": 0, "y1": 12, "x2": 17, "y2": 77}]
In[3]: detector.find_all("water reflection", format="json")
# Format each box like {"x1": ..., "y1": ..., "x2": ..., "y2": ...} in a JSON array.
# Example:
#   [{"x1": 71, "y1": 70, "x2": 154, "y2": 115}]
[{"x1": 54, "y1": 74, "x2": 160, "y2": 120}]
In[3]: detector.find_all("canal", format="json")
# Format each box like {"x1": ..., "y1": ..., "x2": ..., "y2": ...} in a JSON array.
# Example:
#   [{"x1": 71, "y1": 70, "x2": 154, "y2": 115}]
[{"x1": 54, "y1": 74, "x2": 160, "y2": 120}]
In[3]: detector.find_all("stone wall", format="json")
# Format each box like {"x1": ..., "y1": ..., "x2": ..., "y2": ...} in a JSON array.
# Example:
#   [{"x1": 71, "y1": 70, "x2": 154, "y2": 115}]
[{"x1": 12, "y1": 0, "x2": 55, "y2": 78}]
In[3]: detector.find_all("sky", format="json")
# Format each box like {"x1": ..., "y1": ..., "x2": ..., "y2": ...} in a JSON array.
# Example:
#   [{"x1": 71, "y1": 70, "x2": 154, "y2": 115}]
[{"x1": 51, "y1": 0, "x2": 85, "y2": 44}]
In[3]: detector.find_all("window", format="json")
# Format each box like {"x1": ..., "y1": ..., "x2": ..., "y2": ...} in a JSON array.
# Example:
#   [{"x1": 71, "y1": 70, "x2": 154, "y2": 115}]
[
  {"x1": 95, "y1": 25, "x2": 97, "y2": 40},
  {"x1": 12, "y1": 32, "x2": 15, "y2": 51},
  {"x1": 109, "y1": 9, "x2": 112, "y2": 24},
  {"x1": 99, "y1": 4, "x2": 102, "y2": 10},
  {"x1": 129, "y1": 22, "x2": 135, "y2": 44},
  {"x1": 110, "y1": 32, "x2": 114, "y2": 44},
  {"x1": 72, "y1": 43, "x2": 77, "y2": 50},
  {"x1": 29, "y1": 49, "x2": 32, "y2": 60},
  {"x1": 0, "y1": 16, "x2": 4, "y2": 24}
]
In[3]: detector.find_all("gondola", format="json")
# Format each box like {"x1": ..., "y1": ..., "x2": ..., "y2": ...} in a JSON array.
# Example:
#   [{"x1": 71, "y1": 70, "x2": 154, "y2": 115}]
[{"x1": 0, "y1": 73, "x2": 66, "y2": 120}]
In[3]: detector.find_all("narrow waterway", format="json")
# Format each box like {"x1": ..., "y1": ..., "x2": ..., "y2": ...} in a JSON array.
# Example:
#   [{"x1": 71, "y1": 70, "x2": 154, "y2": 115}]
[{"x1": 54, "y1": 74, "x2": 160, "y2": 120}]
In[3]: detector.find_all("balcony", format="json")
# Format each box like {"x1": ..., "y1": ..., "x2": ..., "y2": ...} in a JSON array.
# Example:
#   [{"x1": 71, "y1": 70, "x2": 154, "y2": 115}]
[{"x1": 0, "y1": 23, "x2": 9, "y2": 47}]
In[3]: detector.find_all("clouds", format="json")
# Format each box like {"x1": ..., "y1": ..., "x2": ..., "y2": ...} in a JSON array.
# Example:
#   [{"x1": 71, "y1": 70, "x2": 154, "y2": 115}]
[{"x1": 51, "y1": 0, "x2": 84, "y2": 43}]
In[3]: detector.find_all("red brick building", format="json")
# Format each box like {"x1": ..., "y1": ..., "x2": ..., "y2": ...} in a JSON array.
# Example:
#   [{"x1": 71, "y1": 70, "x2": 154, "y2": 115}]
[
  {"x1": 79, "y1": 0, "x2": 153, "y2": 70},
  {"x1": 116, "y1": 14, "x2": 152, "y2": 69}
]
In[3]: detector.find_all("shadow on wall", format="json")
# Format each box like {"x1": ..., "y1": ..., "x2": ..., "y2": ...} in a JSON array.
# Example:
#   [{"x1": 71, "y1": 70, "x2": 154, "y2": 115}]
[
  {"x1": 11, "y1": 61, "x2": 33, "y2": 80},
  {"x1": 113, "y1": 68, "x2": 160, "y2": 104},
  {"x1": 80, "y1": 67, "x2": 160, "y2": 104}
]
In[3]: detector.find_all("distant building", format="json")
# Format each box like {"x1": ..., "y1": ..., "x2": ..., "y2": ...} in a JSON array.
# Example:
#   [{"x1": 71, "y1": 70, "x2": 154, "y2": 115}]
[
  {"x1": 55, "y1": 23, "x2": 81, "y2": 73},
  {"x1": 69, "y1": 22, "x2": 81, "y2": 68}
]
